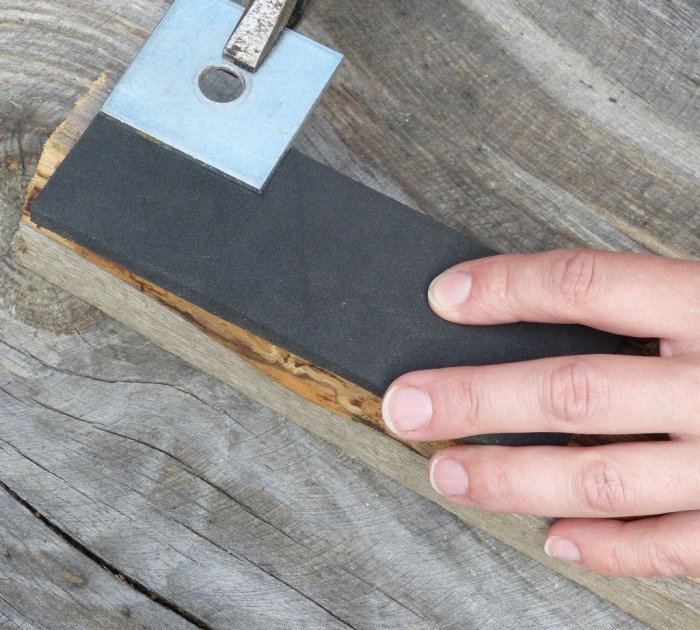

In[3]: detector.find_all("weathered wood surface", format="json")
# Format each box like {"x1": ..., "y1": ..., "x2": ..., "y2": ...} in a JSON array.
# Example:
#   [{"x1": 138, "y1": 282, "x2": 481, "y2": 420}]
[
  {"x1": 20, "y1": 74, "x2": 490, "y2": 464},
  {"x1": 1, "y1": 0, "x2": 698, "y2": 628},
  {"x1": 1, "y1": 298, "x2": 659, "y2": 630},
  {"x1": 17, "y1": 69, "x2": 700, "y2": 628},
  {"x1": 15, "y1": 215, "x2": 700, "y2": 629},
  {"x1": 0, "y1": 482, "x2": 197, "y2": 629}
]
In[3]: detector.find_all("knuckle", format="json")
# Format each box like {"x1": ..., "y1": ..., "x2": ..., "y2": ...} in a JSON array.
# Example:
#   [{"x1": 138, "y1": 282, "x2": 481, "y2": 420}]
[
  {"x1": 454, "y1": 376, "x2": 482, "y2": 433},
  {"x1": 542, "y1": 361, "x2": 599, "y2": 426},
  {"x1": 603, "y1": 543, "x2": 628, "y2": 575},
  {"x1": 678, "y1": 364, "x2": 700, "y2": 416},
  {"x1": 551, "y1": 249, "x2": 598, "y2": 311},
  {"x1": 576, "y1": 456, "x2": 630, "y2": 515},
  {"x1": 471, "y1": 461, "x2": 512, "y2": 507},
  {"x1": 646, "y1": 540, "x2": 690, "y2": 577}
]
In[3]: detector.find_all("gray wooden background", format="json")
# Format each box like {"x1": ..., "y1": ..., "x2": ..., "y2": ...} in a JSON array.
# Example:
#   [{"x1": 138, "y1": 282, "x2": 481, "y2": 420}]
[{"x1": 1, "y1": 0, "x2": 698, "y2": 628}]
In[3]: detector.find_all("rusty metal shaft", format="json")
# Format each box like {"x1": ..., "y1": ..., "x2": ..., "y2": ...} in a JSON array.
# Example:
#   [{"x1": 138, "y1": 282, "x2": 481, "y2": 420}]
[{"x1": 224, "y1": 0, "x2": 314, "y2": 72}]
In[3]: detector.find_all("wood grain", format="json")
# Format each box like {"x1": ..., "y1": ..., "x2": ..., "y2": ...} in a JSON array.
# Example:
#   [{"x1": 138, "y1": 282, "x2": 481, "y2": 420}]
[
  {"x1": 303, "y1": 0, "x2": 700, "y2": 257},
  {"x1": 0, "y1": 484, "x2": 197, "y2": 630},
  {"x1": 2, "y1": 0, "x2": 699, "y2": 627},
  {"x1": 16, "y1": 213, "x2": 700, "y2": 630},
  {"x1": 21, "y1": 73, "x2": 476, "y2": 462},
  {"x1": 0, "y1": 297, "x2": 651, "y2": 630}
]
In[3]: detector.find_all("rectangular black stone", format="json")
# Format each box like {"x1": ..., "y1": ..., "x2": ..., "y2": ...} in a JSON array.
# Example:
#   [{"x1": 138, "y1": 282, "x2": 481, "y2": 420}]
[{"x1": 32, "y1": 114, "x2": 620, "y2": 445}]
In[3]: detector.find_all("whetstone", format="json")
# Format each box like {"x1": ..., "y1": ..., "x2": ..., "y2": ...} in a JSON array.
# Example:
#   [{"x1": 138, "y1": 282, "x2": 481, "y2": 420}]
[{"x1": 28, "y1": 112, "x2": 619, "y2": 447}]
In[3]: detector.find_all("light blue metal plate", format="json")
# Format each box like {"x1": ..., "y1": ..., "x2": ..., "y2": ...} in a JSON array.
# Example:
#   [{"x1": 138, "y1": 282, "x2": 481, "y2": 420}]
[{"x1": 102, "y1": 0, "x2": 343, "y2": 192}]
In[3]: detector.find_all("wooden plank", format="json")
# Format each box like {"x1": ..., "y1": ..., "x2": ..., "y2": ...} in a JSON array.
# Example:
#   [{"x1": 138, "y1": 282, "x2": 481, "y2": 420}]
[
  {"x1": 0, "y1": 331, "x2": 356, "y2": 630},
  {"x1": 2, "y1": 0, "x2": 698, "y2": 627},
  {"x1": 23, "y1": 73, "x2": 469, "y2": 460},
  {"x1": 0, "y1": 483, "x2": 198, "y2": 630},
  {"x1": 305, "y1": 0, "x2": 700, "y2": 257},
  {"x1": 0, "y1": 309, "x2": 650, "y2": 630},
  {"x1": 14, "y1": 219, "x2": 700, "y2": 630}
]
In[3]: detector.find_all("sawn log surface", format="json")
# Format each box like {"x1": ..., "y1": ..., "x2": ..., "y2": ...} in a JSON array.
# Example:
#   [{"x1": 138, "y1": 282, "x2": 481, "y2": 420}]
[{"x1": 0, "y1": 0, "x2": 698, "y2": 629}]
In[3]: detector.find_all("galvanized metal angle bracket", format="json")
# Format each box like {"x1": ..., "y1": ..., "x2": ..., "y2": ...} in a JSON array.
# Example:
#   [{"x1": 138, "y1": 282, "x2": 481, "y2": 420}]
[{"x1": 101, "y1": 0, "x2": 342, "y2": 192}]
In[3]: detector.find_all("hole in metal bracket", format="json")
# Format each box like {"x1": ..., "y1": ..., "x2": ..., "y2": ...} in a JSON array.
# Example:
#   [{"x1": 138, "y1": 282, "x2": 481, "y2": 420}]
[{"x1": 198, "y1": 65, "x2": 245, "y2": 103}]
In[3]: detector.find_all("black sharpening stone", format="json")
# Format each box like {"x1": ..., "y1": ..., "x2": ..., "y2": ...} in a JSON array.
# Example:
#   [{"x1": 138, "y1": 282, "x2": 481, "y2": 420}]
[{"x1": 32, "y1": 113, "x2": 620, "y2": 446}]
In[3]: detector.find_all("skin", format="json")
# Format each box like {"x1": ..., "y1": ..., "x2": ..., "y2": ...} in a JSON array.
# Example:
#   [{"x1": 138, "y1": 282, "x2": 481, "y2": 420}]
[{"x1": 381, "y1": 249, "x2": 700, "y2": 577}]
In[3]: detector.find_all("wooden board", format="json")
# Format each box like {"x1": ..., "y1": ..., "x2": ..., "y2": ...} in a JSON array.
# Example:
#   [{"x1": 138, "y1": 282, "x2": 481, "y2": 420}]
[
  {"x1": 0, "y1": 483, "x2": 197, "y2": 629},
  {"x1": 21, "y1": 74, "x2": 446, "y2": 460},
  {"x1": 0, "y1": 289, "x2": 656, "y2": 630},
  {"x1": 2, "y1": 0, "x2": 699, "y2": 627},
  {"x1": 14, "y1": 73, "x2": 700, "y2": 628}
]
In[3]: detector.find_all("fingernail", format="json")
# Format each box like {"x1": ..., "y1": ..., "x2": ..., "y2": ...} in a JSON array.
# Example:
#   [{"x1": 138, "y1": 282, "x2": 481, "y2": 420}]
[
  {"x1": 382, "y1": 386, "x2": 432, "y2": 433},
  {"x1": 428, "y1": 270, "x2": 472, "y2": 311},
  {"x1": 429, "y1": 457, "x2": 469, "y2": 496},
  {"x1": 544, "y1": 536, "x2": 581, "y2": 564}
]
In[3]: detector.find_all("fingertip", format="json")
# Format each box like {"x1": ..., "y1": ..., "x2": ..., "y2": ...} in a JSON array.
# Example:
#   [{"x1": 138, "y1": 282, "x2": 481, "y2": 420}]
[
  {"x1": 545, "y1": 519, "x2": 635, "y2": 575},
  {"x1": 544, "y1": 535, "x2": 582, "y2": 564},
  {"x1": 429, "y1": 454, "x2": 469, "y2": 497},
  {"x1": 381, "y1": 382, "x2": 433, "y2": 435},
  {"x1": 428, "y1": 269, "x2": 472, "y2": 316}
]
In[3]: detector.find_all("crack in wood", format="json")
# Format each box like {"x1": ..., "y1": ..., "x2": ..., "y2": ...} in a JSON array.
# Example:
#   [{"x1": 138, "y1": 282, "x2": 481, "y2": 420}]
[
  {"x1": 25, "y1": 394, "x2": 312, "y2": 550},
  {"x1": 17, "y1": 394, "x2": 363, "y2": 628},
  {"x1": 0, "y1": 336, "x2": 263, "y2": 435},
  {"x1": 163, "y1": 508, "x2": 357, "y2": 630},
  {"x1": 335, "y1": 564, "x2": 426, "y2": 623},
  {"x1": 1, "y1": 380, "x2": 367, "y2": 626},
  {"x1": 0, "y1": 479, "x2": 213, "y2": 630}
]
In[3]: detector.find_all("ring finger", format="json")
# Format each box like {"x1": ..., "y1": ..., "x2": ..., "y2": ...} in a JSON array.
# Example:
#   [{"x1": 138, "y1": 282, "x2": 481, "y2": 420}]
[{"x1": 428, "y1": 441, "x2": 700, "y2": 518}]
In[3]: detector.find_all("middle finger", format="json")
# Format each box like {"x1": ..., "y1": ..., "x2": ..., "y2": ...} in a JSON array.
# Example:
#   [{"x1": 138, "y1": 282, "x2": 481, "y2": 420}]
[{"x1": 382, "y1": 355, "x2": 699, "y2": 440}]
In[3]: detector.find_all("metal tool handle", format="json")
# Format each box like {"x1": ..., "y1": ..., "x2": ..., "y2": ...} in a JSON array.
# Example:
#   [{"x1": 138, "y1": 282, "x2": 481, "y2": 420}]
[{"x1": 224, "y1": 0, "x2": 314, "y2": 72}]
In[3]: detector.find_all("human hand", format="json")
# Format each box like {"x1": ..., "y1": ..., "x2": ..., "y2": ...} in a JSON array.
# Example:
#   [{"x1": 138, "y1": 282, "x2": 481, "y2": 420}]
[{"x1": 382, "y1": 249, "x2": 700, "y2": 577}]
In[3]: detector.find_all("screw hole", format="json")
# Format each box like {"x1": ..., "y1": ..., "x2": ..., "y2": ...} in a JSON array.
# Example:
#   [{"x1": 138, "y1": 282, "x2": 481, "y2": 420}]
[{"x1": 198, "y1": 65, "x2": 245, "y2": 103}]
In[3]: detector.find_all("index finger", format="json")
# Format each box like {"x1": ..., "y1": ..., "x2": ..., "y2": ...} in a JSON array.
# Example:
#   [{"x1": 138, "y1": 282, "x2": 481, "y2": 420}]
[{"x1": 428, "y1": 249, "x2": 700, "y2": 341}]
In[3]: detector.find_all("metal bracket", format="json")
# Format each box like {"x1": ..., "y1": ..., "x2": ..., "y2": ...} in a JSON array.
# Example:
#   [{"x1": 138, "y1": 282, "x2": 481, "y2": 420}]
[{"x1": 101, "y1": 0, "x2": 342, "y2": 192}]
